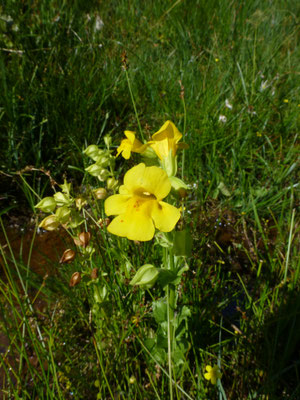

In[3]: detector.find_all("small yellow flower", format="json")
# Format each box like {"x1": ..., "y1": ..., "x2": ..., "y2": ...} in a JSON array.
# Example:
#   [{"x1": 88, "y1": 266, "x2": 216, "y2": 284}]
[
  {"x1": 283, "y1": 99, "x2": 289, "y2": 103},
  {"x1": 104, "y1": 163, "x2": 181, "y2": 241},
  {"x1": 116, "y1": 131, "x2": 147, "y2": 159},
  {"x1": 148, "y1": 121, "x2": 188, "y2": 161},
  {"x1": 204, "y1": 365, "x2": 222, "y2": 385},
  {"x1": 215, "y1": 58, "x2": 219, "y2": 62}
]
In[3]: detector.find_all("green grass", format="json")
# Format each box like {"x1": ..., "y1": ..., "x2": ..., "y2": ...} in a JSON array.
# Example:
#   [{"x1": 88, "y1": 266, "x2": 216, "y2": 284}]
[{"x1": 0, "y1": 0, "x2": 299, "y2": 399}]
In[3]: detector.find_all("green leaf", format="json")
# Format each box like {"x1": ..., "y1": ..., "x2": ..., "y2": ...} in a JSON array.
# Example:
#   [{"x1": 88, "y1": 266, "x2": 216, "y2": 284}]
[
  {"x1": 152, "y1": 299, "x2": 167, "y2": 324},
  {"x1": 157, "y1": 269, "x2": 178, "y2": 288}
]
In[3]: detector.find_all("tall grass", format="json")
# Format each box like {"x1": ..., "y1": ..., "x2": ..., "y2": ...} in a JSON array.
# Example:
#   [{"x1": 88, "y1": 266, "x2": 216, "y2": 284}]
[{"x1": 0, "y1": 0, "x2": 299, "y2": 398}]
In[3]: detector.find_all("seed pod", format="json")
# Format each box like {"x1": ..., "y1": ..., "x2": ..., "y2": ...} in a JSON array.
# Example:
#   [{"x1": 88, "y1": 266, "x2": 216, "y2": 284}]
[
  {"x1": 59, "y1": 249, "x2": 76, "y2": 264},
  {"x1": 93, "y1": 188, "x2": 107, "y2": 200},
  {"x1": 73, "y1": 232, "x2": 91, "y2": 248},
  {"x1": 90, "y1": 268, "x2": 99, "y2": 280},
  {"x1": 106, "y1": 177, "x2": 118, "y2": 190},
  {"x1": 35, "y1": 197, "x2": 57, "y2": 213},
  {"x1": 39, "y1": 215, "x2": 60, "y2": 231},
  {"x1": 69, "y1": 272, "x2": 81, "y2": 287}
]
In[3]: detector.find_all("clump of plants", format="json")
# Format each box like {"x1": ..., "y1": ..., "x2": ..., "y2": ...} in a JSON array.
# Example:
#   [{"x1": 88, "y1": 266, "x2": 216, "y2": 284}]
[{"x1": 35, "y1": 118, "x2": 225, "y2": 399}]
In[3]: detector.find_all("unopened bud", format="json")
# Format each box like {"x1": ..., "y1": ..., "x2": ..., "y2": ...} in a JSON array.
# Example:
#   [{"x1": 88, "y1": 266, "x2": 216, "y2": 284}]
[
  {"x1": 90, "y1": 268, "x2": 99, "y2": 279},
  {"x1": 93, "y1": 188, "x2": 107, "y2": 200},
  {"x1": 39, "y1": 215, "x2": 60, "y2": 231},
  {"x1": 69, "y1": 272, "x2": 81, "y2": 287},
  {"x1": 73, "y1": 231, "x2": 91, "y2": 248},
  {"x1": 59, "y1": 249, "x2": 76, "y2": 264},
  {"x1": 129, "y1": 376, "x2": 136, "y2": 384},
  {"x1": 35, "y1": 197, "x2": 57, "y2": 213}
]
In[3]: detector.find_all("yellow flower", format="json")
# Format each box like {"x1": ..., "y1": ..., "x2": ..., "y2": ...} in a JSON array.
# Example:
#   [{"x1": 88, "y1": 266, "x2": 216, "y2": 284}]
[
  {"x1": 116, "y1": 131, "x2": 147, "y2": 159},
  {"x1": 104, "y1": 163, "x2": 181, "y2": 241},
  {"x1": 148, "y1": 121, "x2": 188, "y2": 161},
  {"x1": 204, "y1": 365, "x2": 222, "y2": 385}
]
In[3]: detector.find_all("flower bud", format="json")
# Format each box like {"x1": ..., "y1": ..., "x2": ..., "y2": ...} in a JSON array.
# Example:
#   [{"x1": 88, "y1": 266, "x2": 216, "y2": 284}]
[
  {"x1": 106, "y1": 177, "x2": 118, "y2": 190},
  {"x1": 59, "y1": 249, "x2": 76, "y2": 264},
  {"x1": 39, "y1": 215, "x2": 60, "y2": 231},
  {"x1": 73, "y1": 231, "x2": 91, "y2": 248},
  {"x1": 53, "y1": 192, "x2": 72, "y2": 207},
  {"x1": 84, "y1": 145, "x2": 100, "y2": 161},
  {"x1": 35, "y1": 197, "x2": 57, "y2": 213},
  {"x1": 55, "y1": 206, "x2": 71, "y2": 224},
  {"x1": 129, "y1": 264, "x2": 158, "y2": 289},
  {"x1": 93, "y1": 188, "x2": 107, "y2": 200},
  {"x1": 69, "y1": 272, "x2": 81, "y2": 287}
]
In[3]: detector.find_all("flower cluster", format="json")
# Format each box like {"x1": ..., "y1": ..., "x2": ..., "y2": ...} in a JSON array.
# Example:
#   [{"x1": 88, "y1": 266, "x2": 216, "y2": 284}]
[
  {"x1": 117, "y1": 120, "x2": 188, "y2": 177},
  {"x1": 103, "y1": 120, "x2": 188, "y2": 242},
  {"x1": 36, "y1": 180, "x2": 85, "y2": 231}
]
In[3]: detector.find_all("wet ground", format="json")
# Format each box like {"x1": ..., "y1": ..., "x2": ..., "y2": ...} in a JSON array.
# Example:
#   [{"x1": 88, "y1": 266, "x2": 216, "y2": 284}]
[{"x1": 0, "y1": 223, "x2": 72, "y2": 397}]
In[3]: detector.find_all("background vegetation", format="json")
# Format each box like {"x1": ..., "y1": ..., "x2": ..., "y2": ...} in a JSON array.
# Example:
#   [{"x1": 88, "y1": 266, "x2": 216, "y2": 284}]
[{"x1": 0, "y1": 0, "x2": 299, "y2": 399}]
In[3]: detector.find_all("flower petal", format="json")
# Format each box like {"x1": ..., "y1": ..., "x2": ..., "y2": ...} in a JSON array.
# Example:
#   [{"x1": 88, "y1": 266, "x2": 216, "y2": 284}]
[
  {"x1": 204, "y1": 372, "x2": 211, "y2": 381},
  {"x1": 151, "y1": 201, "x2": 181, "y2": 232},
  {"x1": 123, "y1": 163, "x2": 171, "y2": 200},
  {"x1": 124, "y1": 130, "x2": 136, "y2": 143},
  {"x1": 107, "y1": 211, "x2": 155, "y2": 241},
  {"x1": 152, "y1": 120, "x2": 182, "y2": 142},
  {"x1": 142, "y1": 166, "x2": 171, "y2": 200},
  {"x1": 149, "y1": 138, "x2": 170, "y2": 160},
  {"x1": 104, "y1": 194, "x2": 131, "y2": 216}
]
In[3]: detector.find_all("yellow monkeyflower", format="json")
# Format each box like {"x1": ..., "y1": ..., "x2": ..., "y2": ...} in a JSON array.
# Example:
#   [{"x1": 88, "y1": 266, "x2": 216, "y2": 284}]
[
  {"x1": 116, "y1": 131, "x2": 147, "y2": 159},
  {"x1": 204, "y1": 365, "x2": 222, "y2": 385},
  {"x1": 104, "y1": 163, "x2": 180, "y2": 241},
  {"x1": 148, "y1": 120, "x2": 188, "y2": 161}
]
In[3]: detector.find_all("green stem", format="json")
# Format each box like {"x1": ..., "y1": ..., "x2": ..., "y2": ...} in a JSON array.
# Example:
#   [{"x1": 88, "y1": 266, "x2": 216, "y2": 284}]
[
  {"x1": 124, "y1": 69, "x2": 144, "y2": 142},
  {"x1": 181, "y1": 94, "x2": 187, "y2": 181},
  {"x1": 166, "y1": 248, "x2": 176, "y2": 400}
]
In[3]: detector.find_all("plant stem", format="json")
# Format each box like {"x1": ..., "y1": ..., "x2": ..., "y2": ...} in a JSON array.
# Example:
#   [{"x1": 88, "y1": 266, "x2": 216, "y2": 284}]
[
  {"x1": 181, "y1": 94, "x2": 187, "y2": 181},
  {"x1": 166, "y1": 248, "x2": 176, "y2": 400}
]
